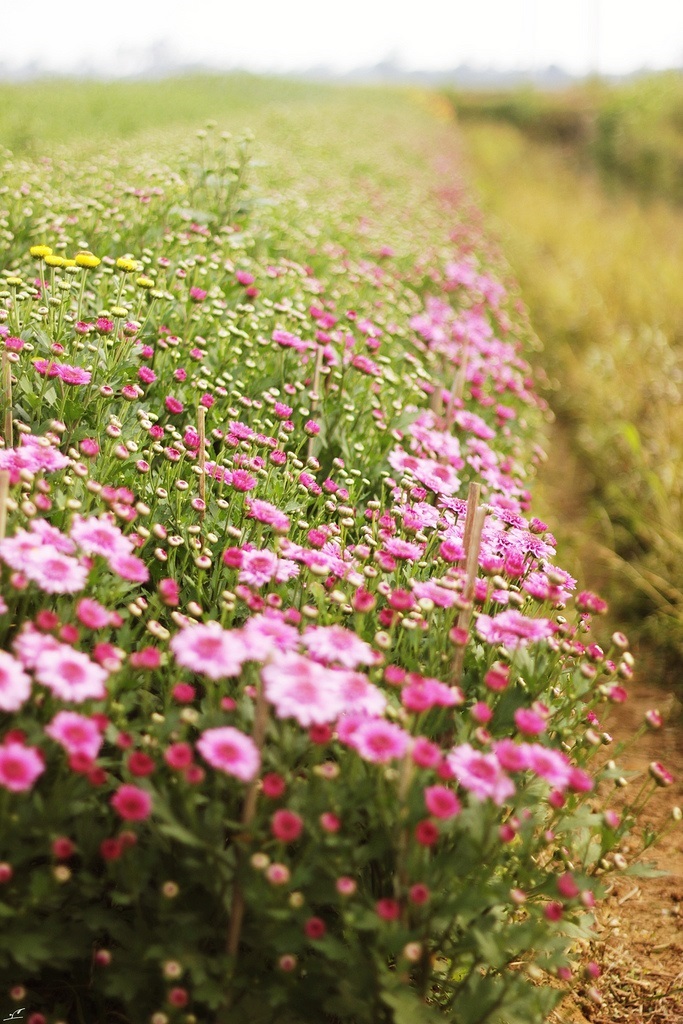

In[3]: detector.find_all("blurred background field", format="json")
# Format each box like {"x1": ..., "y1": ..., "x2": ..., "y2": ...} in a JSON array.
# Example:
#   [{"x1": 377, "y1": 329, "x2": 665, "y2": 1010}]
[{"x1": 446, "y1": 75, "x2": 683, "y2": 679}]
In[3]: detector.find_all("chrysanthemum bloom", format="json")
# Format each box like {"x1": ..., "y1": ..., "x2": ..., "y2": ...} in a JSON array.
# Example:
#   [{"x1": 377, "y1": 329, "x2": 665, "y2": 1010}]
[
  {"x1": 424, "y1": 784, "x2": 461, "y2": 820},
  {"x1": 108, "y1": 552, "x2": 149, "y2": 584},
  {"x1": 170, "y1": 622, "x2": 246, "y2": 679},
  {"x1": 110, "y1": 784, "x2": 153, "y2": 821},
  {"x1": 475, "y1": 610, "x2": 554, "y2": 648},
  {"x1": 302, "y1": 624, "x2": 375, "y2": 669},
  {"x1": 197, "y1": 727, "x2": 260, "y2": 781},
  {"x1": 514, "y1": 708, "x2": 546, "y2": 736},
  {"x1": 57, "y1": 364, "x2": 91, "y2": 386},
  {"x1": 45, "y1": 711, "x2": 103, "y2": 761},
  {"x1": 261, "y1": 772, "x2": 286, "y2": 798},
  {"x1": 164, "y1": 743, "x2": 194, "y2": 769},
  {"x1": 375, "y1": 898, "x2": 400, "y2": 921},
  {"x1": 70, "y1": 515, "x2": 133, "y2": 559},
  {"x1": 410, "y1": 737, "x2": 442, "y2": 769},
  {"x1": 0, "y1": 741, "x2": 45, "y2": 792},
  {"x1": 351, "y1": 720, "x2": 410, "y2": 764},
  {"x1": 262, "y1": 654, "x2": 346, "y2": 726},
  {"x1": 23, "y1": 547, "x2": 88, "y2": 595},
  {"x1": 34, "y1": 644, "x2": 108, "y2": 703},
  {"x1": 304, "y1": 917, "x2": 326, "y2": 940},
  {"x1": 447, "y1": 744, "x2": 515, "y2": 805},
  {"x1": 271, "y1": 809, "x2": 303, "y2": 842},
  {"x1": 127, "y1": 751, "x2": 156, "y2": 777},
  {"x1": 165, "y1": 396, "x2": 184, "y2": 414},
  {"x1": 336, "y1": 876, "x2": 357, "y2": 895},
  {"x1": 238, "y1": 549, "x2": 279, "y2": 587},
  {"x1": 230, "y1": 469, "x2": 257, "y2": 492},
  {"x1": 266, "y1": 863, "x2": 290, "y2": 885},
  {"x1": 0, "y1": 651, "x2": 32, "y2": 712},
  {"x1": 76, "y1": 598, "x2": 111, "y2": 629},
  {"x1": 246, "y1": 499, "x2": 291, "y2": 533}
]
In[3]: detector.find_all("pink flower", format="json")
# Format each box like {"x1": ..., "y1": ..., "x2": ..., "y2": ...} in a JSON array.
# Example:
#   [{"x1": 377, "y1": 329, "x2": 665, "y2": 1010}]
[
  {"x1": 375, "y1": 898, "x2": 400, "y2": 920},
  {"x1": 231, "y1": 469, "x2": 257, "y2": 492},
  {"x1": 335, "y1": 672, "x2": 387, "y2": 717},
  {"x1": 70, "y1": 515, "x2": 133, "y2": 559},
  {"x1": 351, "y1": 720, "x2": 410, "y2": 763},
  {"x1": 57, "y1": 364, "x2": 91, "y2": 385},
  {"x1": 262, "y1": 654, "x2": 346, "y2": 726},
  {"x1": 475, "y1": 610, "x2": 555, "y2": 648},
  {"x1": 23, "y1": 547, "x2": 88, "y2": 594},
  {"x1": 246, "y1": 499, "x2": 290, "y2": 533},
  {"x1": 0, "y1": 651, "x2": 32, "y2": 712},
  {"x1": 239, "y1": 549, "x2": 279, "y2": 587},
  {"x1": 0, "y1": 741, "x2": 45, "y2": 792},
  {"x1": 304, "y1": 917, "x2": 326, "y2": 940},
  {"x1": 171, "y1": 622, "x2": 246, "y2": 680},
  {"x1": 424, "y1": 785, "x2": 461, "y2": 820},
  {"x1": 301, "y1": 625, "x2": 375, "y2": 669},
  {"x1": 110, "y1": 784, "x2": 153, "y2": 821},
  {"x1": 271, "y1": 809, "x2": 303, "y2": 842},
  {"x1": 34, "y1": 644, "x2": 108, "y2": 703},
  {"x1": 45, "y1": 711, "x2": 103, "y2": 760},
  {"x1": 76, "y1": 598, "x2": 111, "y2": 629},
  {"x1": 514, "y1": 708, "x2": 546, "y2": 736},
  {"x1": 411, "y1": 737, "x2": 442, "y2": 768},
  {"x1": 524, "y1": 745, "x2": 572, "y2": 788},
  {"x1": 108, "y1": 552, "x2": 149, "y2": 583},
  {"x1": 164, "y1": 742, "x2": 194, "y2": 769},
  {"x1": 158, "y1": 577, "x2": 180, "y2": 606},
  {"x1": 447, "y1": 744, "x2": 515, "y2": 805},
  {"x1": 197, "y1": 726, "x2": 260, "y2": 781},
  {"x1": 241, "y1": 613, "x2": 300, "y2": 659},
  {"x1": 165, "y1": 396, "x2": 184, "y2": 414}
]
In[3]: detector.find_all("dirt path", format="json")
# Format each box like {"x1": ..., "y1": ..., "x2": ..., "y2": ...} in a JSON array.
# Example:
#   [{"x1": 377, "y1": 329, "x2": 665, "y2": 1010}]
[{"x1": 538, "y1": 419, "x2": 683, "y2": 1024}]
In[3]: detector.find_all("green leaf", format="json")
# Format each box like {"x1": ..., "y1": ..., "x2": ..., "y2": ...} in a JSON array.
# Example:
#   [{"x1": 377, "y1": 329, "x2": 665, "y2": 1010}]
[{"x1": 622, "y1": 860, "x2": 670, "y2": 878}]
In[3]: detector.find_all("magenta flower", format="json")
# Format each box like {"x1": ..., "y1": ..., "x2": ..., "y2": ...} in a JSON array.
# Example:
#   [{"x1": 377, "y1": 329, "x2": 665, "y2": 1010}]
[
  {"x1": 23, "y1": 547, "x2": 88, "y2": 594},
  {"x1": 0, "y1": 651, "x2": 31, "y2": 712},
  {"x1": 165, "y1": 396, "x2": 184, "y2": 414},
  {"x1": 447, "y1": 744, "x2": 515, "y2": 805},
  {"x1": 34, "y1": 644, "x2": 108, "y2": 704},
  {"x1": 424, "y1": 785, "x2": 461, "y2": 820},
  {"x1": 170, "y1": 622, "x2": 246, "y2": 680},
  {"x1": 302, "y1": 625, "x2": 376, "y2": 669},
  {"x1": 271, "y1": 809, "x2": 303, "y2": 842},
  {"x1": 0, "y1": 741, "x2": 45, "y2": 793},
  {"x1": 57, "y1": 364, "x2": 91, "y2": 385},
  {"x1": 475, "y1": 610, "x2": 555, "y2": 648},
  {"x1": 108, "y1": 553, "x2": 149, "y2": 584},
  {"x1": 110, "y1": 784, "x2": 153, "y2": 821},
  {"x1": 46, "y1": 711, "x2": 103, "y2": 761},
  {"x1": 197, "y1": 726, "x2": 260, "y2": 782},
  {"x1": 351, "y1": 720, "x2": 411, "y2": 764},
  {"x1": 70, "y1": 515, "x2": 133, "y2": 560},
  {"x1": 262, "y1": 654, "x2": 346, "y2": 726},
  {"x1": 189, "y1": 287, "x2": 207, "y2": 302}
]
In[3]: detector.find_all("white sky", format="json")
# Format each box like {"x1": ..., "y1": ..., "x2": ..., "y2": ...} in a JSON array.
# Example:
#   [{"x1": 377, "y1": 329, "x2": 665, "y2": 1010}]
[{"x1": 1, "y1": 0, "x2": 683, "y2": 78}]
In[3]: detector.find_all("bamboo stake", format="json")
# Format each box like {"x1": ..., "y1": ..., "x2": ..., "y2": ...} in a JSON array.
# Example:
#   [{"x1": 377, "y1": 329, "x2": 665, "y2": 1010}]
[
  {"x1": 197, "y1": 406, "x2": 206, "y2": 516},
  {"x1": 2, "y1": 353, "x2": 13, "y2": 449},
  {"x1": 451, "y1": 486, "x2": 487, "y2": 685},
  {"x1": 226, "y1": 679, "x2": 269, "y2": 960},
  {"x1": 306, "y1": 343, "x2": 325, "y2": 461},
  {"x1": 0, "y1": 470, "x2": 9, "y2": 542}
]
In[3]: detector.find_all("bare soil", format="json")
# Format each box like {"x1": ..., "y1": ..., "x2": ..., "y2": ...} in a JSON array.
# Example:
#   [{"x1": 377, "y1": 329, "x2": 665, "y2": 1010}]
[{"x1": 537, "y1": 421, "x2": 683, "y2": 1024}]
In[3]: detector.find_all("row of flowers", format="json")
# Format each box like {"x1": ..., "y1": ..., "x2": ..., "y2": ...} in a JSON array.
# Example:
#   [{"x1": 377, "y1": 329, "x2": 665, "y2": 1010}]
[{"x1": 0, "y1": 121, "x2": 674, "y2": 1024}]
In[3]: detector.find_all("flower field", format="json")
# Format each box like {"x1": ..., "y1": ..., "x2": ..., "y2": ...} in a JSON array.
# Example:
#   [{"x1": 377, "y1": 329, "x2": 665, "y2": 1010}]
[{"x1": 0, "y1": 78, "x2": 675, "y2": 1024}]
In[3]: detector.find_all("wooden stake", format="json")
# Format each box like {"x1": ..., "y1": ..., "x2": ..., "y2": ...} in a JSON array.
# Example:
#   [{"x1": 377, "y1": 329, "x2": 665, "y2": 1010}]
[
  {"x1": 2, "y1": 353, "x2": 13, "y2": 449},
  {"x1": 197, "y1": 406, "x2": 206, "y2": 515},
  {"x1": 0, "y1": 470, "x2": 9, "y2": 542}
]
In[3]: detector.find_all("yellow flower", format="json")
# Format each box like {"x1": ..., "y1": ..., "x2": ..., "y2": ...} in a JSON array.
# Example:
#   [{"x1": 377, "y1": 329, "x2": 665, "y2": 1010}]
[
  {"x1": 136, "y1": 275, "x2": 155, "y2": 289},
  {"x1": 44, "y1": 254, "x2": 66, "y2": 267},
  {"x1": 62, "y1": 259, "x2": 77, "y2": 268},
  {"x1": 29, "y1": 244, "x2": 53, "y2": 259},
  {"x1": 116, "y1": 256, "x2": 138, "y2": 272},
  {"x1": 74, "y1": 251, "x2": 101, "y2": 269}
]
